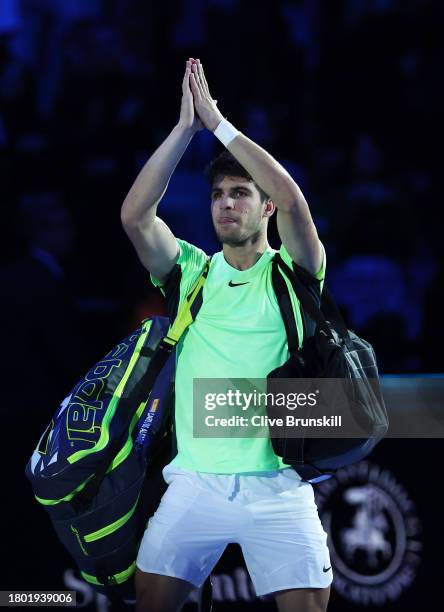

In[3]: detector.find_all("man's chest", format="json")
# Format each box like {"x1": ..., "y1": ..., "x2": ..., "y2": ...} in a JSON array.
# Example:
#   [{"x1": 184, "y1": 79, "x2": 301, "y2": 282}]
[
  {"x1": 176, "y1": 265, "x2": 291, "y2": 378},
  {"x1": 195, "y1": 270, "x2": 283, "y2": 332}
]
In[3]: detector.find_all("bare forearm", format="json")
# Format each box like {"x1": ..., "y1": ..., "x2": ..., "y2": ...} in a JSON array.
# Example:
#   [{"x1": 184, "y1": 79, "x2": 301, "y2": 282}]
[
  {"x1": 121, "y1": 123, "x2": 196, "y2": 225},
  {"x1": 227, "y1": 133, "x2": 311, "y2": 221}
]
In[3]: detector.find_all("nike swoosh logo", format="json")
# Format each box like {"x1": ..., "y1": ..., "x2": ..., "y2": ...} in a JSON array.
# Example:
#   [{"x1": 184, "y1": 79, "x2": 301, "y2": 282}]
[
  {"x1": 323, "y1": 566, "x2": 332, "y2": 573},
  {"x1": 228, "y1": 281, "x2": 249, "y2": 287}
]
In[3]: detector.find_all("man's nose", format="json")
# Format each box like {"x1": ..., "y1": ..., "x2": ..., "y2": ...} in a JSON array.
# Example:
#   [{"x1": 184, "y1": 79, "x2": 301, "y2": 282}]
[{"x1": 220, "y1": 196, "x2": 235, "y2": 209}]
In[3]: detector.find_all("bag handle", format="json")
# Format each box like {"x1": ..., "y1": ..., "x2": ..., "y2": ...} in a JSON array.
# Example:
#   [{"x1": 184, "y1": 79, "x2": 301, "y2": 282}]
[{"x1": 273, "y1": 253, "x2": 351, "y2": 345}]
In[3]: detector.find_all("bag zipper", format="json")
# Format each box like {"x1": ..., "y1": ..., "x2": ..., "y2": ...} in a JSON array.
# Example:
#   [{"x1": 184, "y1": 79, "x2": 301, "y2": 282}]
[
  {"x1": 81, "y1": 561, "x2": 136, "y2": 586},
  {"x1": 83, "y1": 496, "x2": 140, "y2": 543},
  {"x1": 70, "y1": 525, "x2": 89, "y2": 556}
]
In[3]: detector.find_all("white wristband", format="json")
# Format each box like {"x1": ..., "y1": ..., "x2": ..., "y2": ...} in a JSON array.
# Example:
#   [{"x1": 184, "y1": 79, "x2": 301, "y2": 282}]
[{"x1": 214, "y1": 119, "x2": 240, "y2": 147}]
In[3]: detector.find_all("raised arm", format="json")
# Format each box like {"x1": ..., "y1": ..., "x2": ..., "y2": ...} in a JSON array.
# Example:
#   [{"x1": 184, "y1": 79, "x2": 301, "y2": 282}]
[
  {"x1": 121, "y1": 60, "x2": 204, "y2": 282},
  {"x1": 189, "y1": 59, "x2": 322, "y2": 276}
]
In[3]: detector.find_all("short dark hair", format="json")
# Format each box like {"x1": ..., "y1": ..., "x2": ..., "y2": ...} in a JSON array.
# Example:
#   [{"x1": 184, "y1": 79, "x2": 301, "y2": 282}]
[{"x1": 204, "y1": 150, "x2": 270, "y2": 203}]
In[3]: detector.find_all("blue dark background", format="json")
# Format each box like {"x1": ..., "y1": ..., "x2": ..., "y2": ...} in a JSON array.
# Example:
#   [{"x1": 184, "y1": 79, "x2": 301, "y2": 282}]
[{"x1": 1, "y1": 1, "x2": 442, "y2": 610}]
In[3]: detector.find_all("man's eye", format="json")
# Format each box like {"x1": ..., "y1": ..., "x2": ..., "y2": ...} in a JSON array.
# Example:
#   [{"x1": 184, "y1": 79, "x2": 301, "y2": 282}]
[{"x1": 212, "y1": 190, "x2": 246, "y2": 199}]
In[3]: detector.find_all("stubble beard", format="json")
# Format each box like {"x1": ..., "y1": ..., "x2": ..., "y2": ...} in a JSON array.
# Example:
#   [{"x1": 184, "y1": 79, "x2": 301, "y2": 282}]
[{"x1": 214, "y1": 224, "x2": 262, "y2": 247}]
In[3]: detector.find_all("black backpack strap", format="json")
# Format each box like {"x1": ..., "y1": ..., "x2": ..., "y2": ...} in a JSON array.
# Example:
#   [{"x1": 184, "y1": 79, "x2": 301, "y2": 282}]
[
  {"x1": 162, "y1": 264, "x2": 182, "y2": 322},
  {"x1": 271, "y1": 259, "x2": 299, "y2": 354},
  {"x1": 291, "y1": 261, "x2": 322, "y2": 339},
  {"x1": 187, "y1": 256, "x2": 212, "y2": 320},
  {"x1": 274, "y1": 254, "x2": 350, "y2": 344},
  {"x1": 162, "y1": 256, "x2": 212, "y2": 322}
]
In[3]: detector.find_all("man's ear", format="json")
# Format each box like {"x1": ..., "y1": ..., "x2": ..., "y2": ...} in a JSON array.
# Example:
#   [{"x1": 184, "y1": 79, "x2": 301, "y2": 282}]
[{"x1": 263, "y1": 199, "x2": 276, "y2": 218}]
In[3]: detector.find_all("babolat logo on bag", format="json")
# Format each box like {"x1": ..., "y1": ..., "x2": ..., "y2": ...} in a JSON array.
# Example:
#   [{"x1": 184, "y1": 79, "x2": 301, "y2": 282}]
[
  {"x1": 25, "y1": 258, "x2": 211, "y2": 603},
  {"x1": 30, "y1": 331, "x2": 140, "y2": 484},
  {"x1": 64, "y1": 338, "x2": 134, "y2": 445}
]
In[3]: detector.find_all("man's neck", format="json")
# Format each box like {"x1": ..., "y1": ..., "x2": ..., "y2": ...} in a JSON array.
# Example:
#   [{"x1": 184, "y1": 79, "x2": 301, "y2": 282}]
[{"x1": 222, "y1": 236, "x2": 270, "y2": 271}]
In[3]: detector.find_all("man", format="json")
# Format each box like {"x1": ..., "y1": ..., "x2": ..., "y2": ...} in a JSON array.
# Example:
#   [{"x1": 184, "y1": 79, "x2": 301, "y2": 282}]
[{"x1": 121, "y1": 58, "x2": 332, "y2": 612}]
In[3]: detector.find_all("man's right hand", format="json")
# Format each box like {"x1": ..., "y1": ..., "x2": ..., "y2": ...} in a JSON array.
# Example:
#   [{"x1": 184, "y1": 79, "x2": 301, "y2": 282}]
[{"x1": 179, "y1": 59, "x2": 204, "y2": 132}]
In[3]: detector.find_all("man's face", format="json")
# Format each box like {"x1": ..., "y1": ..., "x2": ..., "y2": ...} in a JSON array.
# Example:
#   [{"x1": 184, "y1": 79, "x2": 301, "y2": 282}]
[{"x1": 211, "y1": 175, "x2": 269, "y2": 246}]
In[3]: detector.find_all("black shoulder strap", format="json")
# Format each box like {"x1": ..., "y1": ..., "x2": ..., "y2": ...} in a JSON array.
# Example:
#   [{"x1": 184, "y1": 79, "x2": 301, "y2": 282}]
[
  {"x1": 163, "y1": 257, "x2": 212, "y2": 323},
  {"x1": 163, "y1": 264, "x2": 182, "y2": 322},
  {"x1": 272, "y1": 254, "x2": 351, "y2": 345},
  {"x1": 187, "y1": 256, "x2": 212, "y2": 320},
  {"x1": 271, "y1": 260, "x2": 299, "y2": 354}
]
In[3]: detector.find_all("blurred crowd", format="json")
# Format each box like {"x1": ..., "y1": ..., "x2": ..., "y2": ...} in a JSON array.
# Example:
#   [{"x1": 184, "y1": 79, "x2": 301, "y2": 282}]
[{"x1": 1, "y1": 0, "x2": 442, "y2": 422}]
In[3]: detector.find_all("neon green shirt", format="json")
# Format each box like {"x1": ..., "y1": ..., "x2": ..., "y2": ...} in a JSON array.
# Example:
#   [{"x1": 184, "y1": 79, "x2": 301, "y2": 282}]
[{"x1": 151, "y1": 239, "x2": 325, "y2": 473}]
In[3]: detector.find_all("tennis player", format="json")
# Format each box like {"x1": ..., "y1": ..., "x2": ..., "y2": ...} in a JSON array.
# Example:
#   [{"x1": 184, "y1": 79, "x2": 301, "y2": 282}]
[{"x1": 121, "y1": 58, "x2": 332, "y2": 612}]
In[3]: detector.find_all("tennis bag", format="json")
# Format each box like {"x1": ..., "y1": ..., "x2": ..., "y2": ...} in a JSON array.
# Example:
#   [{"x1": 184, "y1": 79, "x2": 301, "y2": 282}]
[
  {"x1": 25, "y1": 261, "x2": 210, "y2": 602},
  {"x1": 269, "y1": 253, "x2": 388, "y2": 483}
]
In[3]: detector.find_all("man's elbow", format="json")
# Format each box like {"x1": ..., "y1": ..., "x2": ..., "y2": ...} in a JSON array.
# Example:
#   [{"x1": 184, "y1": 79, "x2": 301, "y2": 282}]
[
  {"x1": 121, "y1": 205, "x2": 137, "y2": 232},
  {"x1": 273, "y1": 181, "x2": 306, "y2": 213},
  {"x1": 121, "y1": 199, "x2": 155, "y2": 233}
]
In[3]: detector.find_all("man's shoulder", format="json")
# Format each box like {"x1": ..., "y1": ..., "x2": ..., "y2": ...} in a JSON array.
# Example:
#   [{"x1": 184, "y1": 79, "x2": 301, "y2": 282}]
[
  {"x1": 277, "y1": 242, "x2": 326, "y2": 283},
  {"x1": 176, "y1": 238, "x2": 209, "y2": 265}
]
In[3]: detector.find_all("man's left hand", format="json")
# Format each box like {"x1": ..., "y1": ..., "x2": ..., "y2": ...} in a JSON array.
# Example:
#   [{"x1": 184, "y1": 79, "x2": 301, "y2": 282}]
[{"x1": 189, "y1": 59, "x2": 224, "y2": 132}]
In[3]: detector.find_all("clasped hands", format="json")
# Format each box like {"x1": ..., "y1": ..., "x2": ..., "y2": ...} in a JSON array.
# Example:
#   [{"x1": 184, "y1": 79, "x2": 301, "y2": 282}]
[{"x1": 179, "y1": 58, "x2": 224, "y2": 133}]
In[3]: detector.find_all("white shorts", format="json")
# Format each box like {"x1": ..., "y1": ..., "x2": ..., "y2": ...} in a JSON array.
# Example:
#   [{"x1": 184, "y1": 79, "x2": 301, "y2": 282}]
[{"x1": 136, "y1": 464, "x2": 332, "y2": 597}]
